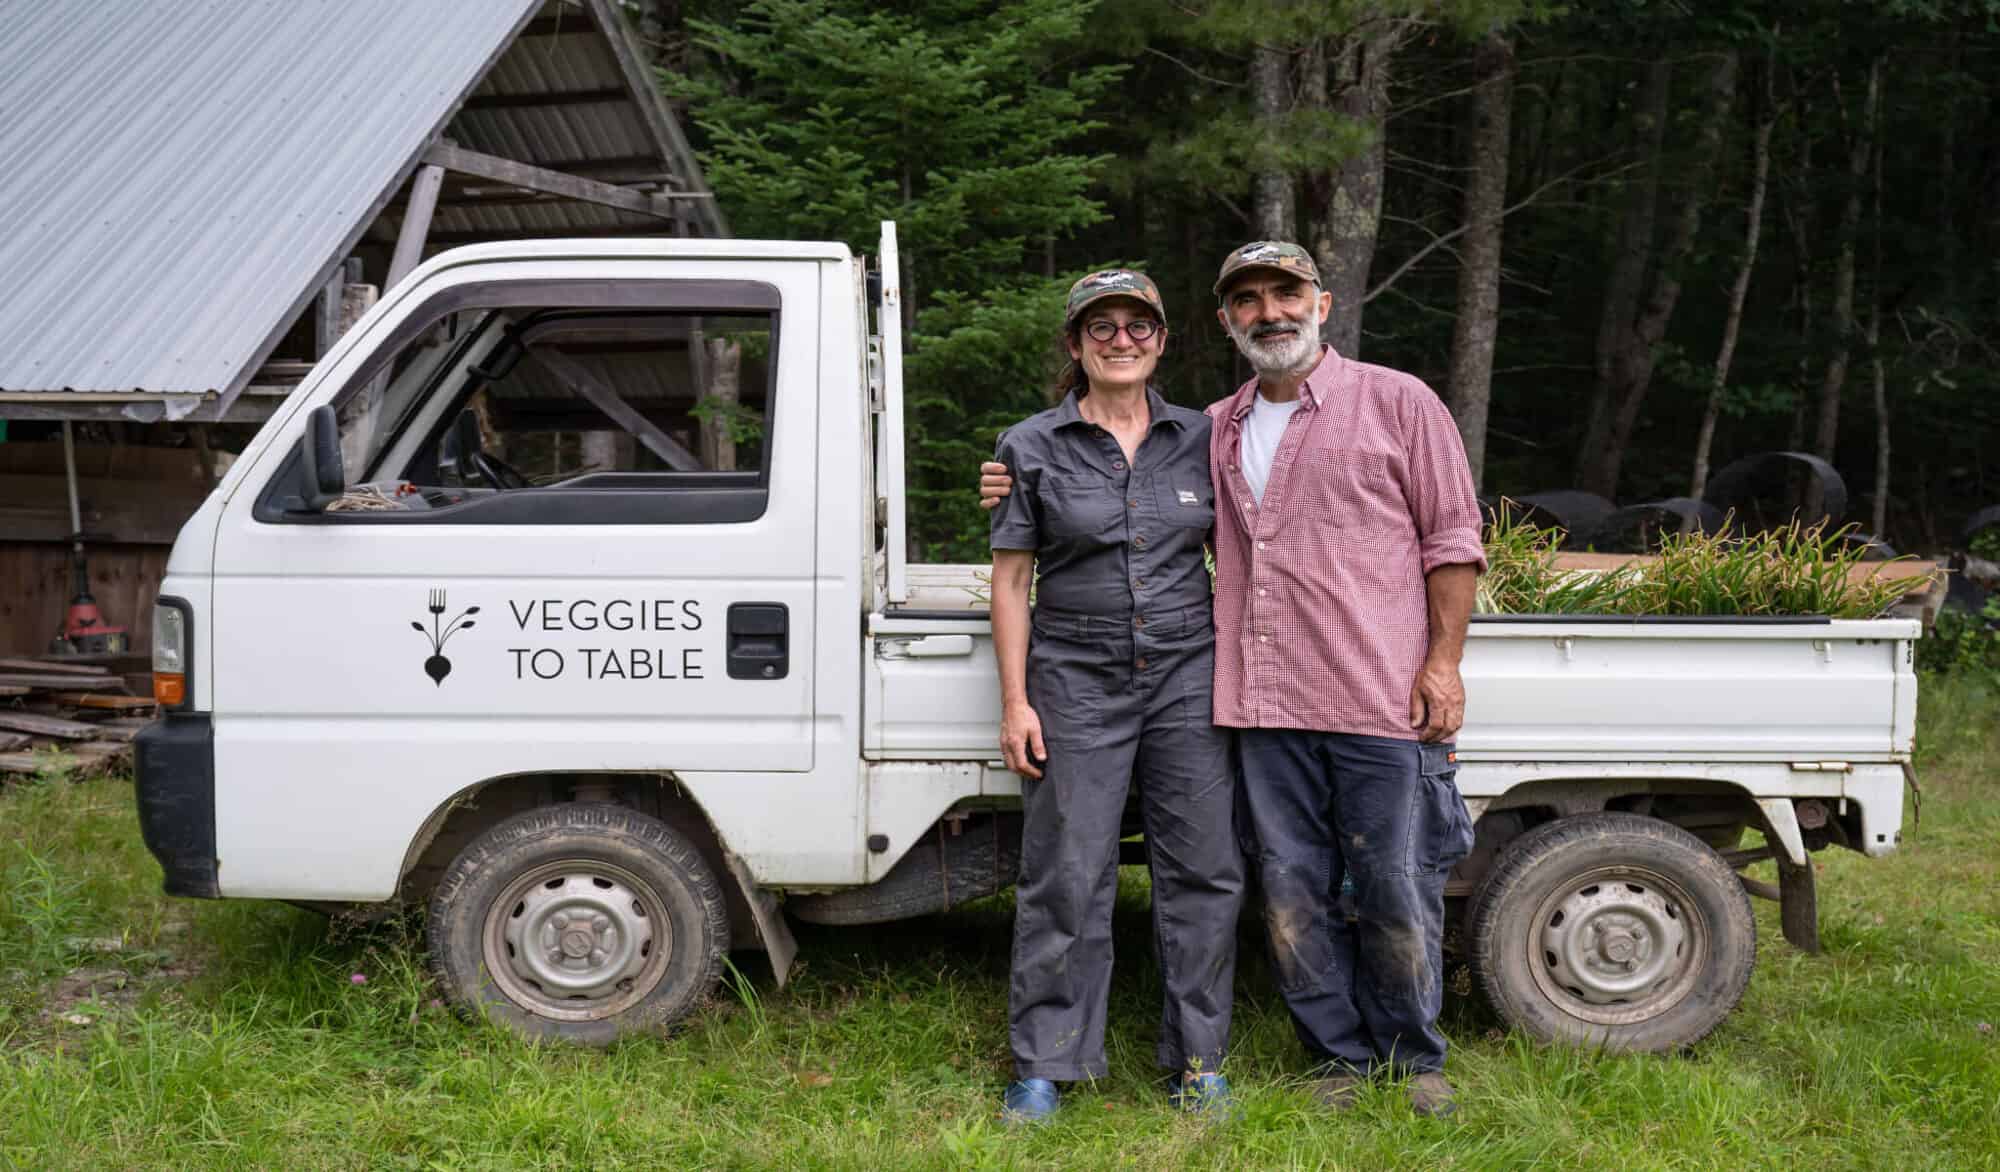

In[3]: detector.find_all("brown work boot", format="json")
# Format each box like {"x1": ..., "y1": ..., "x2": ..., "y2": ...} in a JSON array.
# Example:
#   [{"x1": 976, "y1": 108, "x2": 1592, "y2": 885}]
[
  {"x1": 1407, "y1": 1071, "x2": 1458, "y2": 1119},
  {"x1": 1311, "y1": 1071, "x2": 1366, "y2": 1111}
]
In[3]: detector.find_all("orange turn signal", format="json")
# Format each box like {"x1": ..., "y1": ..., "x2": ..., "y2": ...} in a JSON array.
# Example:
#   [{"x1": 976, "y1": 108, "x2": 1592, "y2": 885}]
[{"x1": 154, "y1": 672, "x2": 186, "y2": 708}]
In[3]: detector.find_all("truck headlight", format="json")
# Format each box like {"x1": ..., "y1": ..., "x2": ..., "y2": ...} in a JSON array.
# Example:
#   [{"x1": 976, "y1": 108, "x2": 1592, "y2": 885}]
[{"x1": 153, "y1": 598, "x2": 191, "y2": 709}]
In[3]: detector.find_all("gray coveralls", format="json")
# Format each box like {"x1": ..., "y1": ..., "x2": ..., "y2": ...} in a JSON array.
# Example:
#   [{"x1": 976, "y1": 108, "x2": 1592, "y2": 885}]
[{"x1": 990, "y1": 387, "x2": 1245, "y2": 1082}]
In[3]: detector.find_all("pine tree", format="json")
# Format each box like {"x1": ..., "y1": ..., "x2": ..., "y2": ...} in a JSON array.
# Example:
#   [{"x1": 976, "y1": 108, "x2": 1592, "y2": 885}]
[{"x1": 666, "y1": 0, "x2": 1125, "y2": 557}]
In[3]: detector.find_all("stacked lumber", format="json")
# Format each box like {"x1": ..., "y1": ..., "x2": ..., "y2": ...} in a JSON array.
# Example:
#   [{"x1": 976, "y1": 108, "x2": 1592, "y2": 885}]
[{"x1": 0, "y1": 656, "x2": 154, "y2": 777}]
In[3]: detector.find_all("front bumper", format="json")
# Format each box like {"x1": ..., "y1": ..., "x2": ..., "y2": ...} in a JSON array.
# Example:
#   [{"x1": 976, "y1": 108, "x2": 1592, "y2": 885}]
[{"x1": 133, "y1": 714, "x2": 219, "y2": 897}]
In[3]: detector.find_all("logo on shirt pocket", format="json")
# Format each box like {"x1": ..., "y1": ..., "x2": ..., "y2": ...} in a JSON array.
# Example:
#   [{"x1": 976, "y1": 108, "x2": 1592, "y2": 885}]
[{"x1": 1156, "y1": 480, "x2": 1216, "y2": 529}]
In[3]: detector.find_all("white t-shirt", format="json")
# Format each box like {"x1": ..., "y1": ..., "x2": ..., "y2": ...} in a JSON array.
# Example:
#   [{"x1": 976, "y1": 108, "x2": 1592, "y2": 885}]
[{"x1": 1240, "y1": 392, "x2": 1303, "y2": 504}]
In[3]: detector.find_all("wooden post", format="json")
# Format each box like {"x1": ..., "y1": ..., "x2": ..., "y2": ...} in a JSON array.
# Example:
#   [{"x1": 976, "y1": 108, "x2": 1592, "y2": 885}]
[
  {"x1": 314, "y1": 265, "x2": 345, "y2": 359},
  {"x1": 387, "y1": 163, "x2": 446, "y2": 290},
  {"x1": 527, "y1": 349, "x2": 702, "y2": 471}
]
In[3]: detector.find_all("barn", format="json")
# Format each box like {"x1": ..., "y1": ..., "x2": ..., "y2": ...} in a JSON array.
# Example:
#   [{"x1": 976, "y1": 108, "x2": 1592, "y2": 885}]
[{"x1": 0, "y1": 0, "x2": 721, "y2": 661}]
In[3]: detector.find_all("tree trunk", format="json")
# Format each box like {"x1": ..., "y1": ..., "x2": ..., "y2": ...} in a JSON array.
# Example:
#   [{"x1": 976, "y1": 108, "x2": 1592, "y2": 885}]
[
  {"x1": 1868, "y1": 97, "x2": 1889, "y2": 539},
  {"x1": 1446, "y1": 31, "x2": 1514, "y2": 493},
  {"x1": 1781, "y1": 79, "x2": 1815, "y2": 460},
  {"x1": 1808, "y1": 57, "x2": 1882, "y2": 519},
  {"x1": 1251, "y1": 42, "x2": 1294, "y2": 241},
  {"x1": 1575, "y1": 58, "x2": 1671, "y2": 493},
  {"x1": 1692, "y1": 53, "x2": 1774, "y2": 500},
  {"x1": 700, "y1": 337, "x2": 742, "y2": 472},
  {"x1": 1307, "y1": 24, "x2": 1402, "y2": 358},
  {"x1": 1596, "y1": 53, "x2": 1737, "y2": 497}
]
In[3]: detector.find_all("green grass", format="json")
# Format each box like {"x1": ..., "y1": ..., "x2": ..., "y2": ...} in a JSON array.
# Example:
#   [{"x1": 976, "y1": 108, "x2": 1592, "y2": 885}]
[{"x1": 3, "y1": 679, "x2": 1998, "y2": 1170}]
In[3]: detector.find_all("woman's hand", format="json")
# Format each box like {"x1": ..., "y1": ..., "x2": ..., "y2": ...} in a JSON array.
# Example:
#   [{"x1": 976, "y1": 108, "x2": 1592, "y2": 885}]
[{"x1": 1001, "y1": 699, "x2": 1047, "y2": 780}]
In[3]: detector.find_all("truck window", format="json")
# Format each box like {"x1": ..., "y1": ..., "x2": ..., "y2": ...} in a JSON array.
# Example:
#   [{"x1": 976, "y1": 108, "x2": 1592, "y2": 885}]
[
  {"x1": 416, "y1": 310, "x2": 773, "y2": 487},
  {"x1": 260, "y1": 279, "x2": 784, "y2": 526}
]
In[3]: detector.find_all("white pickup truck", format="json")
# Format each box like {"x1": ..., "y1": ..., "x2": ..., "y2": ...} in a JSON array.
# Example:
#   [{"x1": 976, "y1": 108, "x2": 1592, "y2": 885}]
[{"x1": 135, "y1": 226, "x2": 1919, "y2": 1051}]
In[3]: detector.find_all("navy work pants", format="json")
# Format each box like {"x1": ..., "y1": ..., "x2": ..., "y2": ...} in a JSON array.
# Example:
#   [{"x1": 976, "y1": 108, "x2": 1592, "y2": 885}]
[
  {"x1": 1011, "y1": 604, "x2": 1244, "y2": 1081},
  {"x1": 1237, "y1": 730, "x2": 1475, "y2": 1075}
]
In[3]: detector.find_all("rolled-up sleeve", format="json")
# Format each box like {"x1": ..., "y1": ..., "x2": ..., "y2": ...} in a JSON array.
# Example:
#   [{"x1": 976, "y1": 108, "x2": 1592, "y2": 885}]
[
  {"x1": 1404, "y1": 389, "x2": 1488, "y2": 575},
  {"x1": 988, "y1": 431, "x2": 1041, "y2": 552}
]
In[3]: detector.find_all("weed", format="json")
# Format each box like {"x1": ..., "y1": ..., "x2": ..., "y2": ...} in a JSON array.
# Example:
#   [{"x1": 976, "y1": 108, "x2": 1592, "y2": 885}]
[{"x1": 1479, "y1": 504, "x2": 1932, "y2": 619}]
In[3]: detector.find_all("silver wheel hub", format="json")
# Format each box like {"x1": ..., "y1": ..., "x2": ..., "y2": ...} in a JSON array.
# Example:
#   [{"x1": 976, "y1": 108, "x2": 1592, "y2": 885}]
[
  {"x1": 1540, "y1": 878, "x2": 1689, "y2": 1007},
  {"x1": 483, "y1": 863, "x2": 673, "y2": 1020}
]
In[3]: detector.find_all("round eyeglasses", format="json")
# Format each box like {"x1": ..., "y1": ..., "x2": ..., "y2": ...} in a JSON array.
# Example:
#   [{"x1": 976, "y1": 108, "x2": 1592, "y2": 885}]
[{"x1": 1082, "y1": 318, "x2": 1162, "y2": 344}]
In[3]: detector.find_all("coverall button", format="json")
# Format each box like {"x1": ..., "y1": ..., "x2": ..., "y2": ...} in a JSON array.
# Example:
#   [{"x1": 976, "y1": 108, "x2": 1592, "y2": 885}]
[
  {"x1": 1112, "y1": 460, "x2": 1126, "y2": 470},
  {"x1": 1135, "y1": 657, "x2": 1148, "y2": 669},
  {"x1": 1134, "y1": 616, "x2": 1146, "y2": 628},
  {"x1": 1127, "y1": 498, "x2": 1138, "y2": 508},
  {"x1": 1133, "y1": 535, "x2": 1146, "y2": 547}
]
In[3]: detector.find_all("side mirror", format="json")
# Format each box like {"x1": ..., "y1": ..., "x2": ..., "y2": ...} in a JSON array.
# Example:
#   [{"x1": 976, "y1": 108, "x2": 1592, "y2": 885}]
[{"x1": 299, "y1": 404, "x2": 344, "y2": 511}]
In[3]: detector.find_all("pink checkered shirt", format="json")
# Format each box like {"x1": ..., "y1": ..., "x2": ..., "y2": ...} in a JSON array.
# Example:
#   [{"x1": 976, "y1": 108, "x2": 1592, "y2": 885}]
[{"x1": 1207, "y1": 347, "x2": 1486, "y2": 738}]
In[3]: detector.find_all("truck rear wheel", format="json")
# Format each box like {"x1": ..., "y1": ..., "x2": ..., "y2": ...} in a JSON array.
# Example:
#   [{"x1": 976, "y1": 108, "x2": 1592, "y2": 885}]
[
  {"x1": 1469, "y1": 812, "x2": 1755, "y2": 1053},
  {"x1": 427, "y1": 803, "x2": 727, "y2": 1045}
]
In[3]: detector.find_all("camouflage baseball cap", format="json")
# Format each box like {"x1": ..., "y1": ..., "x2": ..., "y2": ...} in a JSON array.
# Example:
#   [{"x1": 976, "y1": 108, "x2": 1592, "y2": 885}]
[
  {"x1": 1064, "y1": 269, "x2": 1165, "y2": 326},
  {"x1": 1212, "y1": 241, "x2": 1320, "y2": 297}
]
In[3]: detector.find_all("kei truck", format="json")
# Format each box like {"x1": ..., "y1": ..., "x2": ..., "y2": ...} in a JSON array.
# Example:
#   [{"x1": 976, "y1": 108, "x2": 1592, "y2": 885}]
[{"x1": 134, "y1": 225, "x2": 1921, "y2": 1051}]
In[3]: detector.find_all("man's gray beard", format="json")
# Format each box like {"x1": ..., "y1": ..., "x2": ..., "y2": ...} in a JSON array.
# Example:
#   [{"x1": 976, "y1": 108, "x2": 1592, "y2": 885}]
[{"x1": 1228, "y1": 318, "x2": 1321, "y2": 377}]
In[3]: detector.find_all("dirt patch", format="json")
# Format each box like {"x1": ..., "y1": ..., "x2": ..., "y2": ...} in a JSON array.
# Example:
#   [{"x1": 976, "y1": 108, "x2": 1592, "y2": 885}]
[{"x1": 22, "y1": 923, "x2": 206, "y2": 1038}]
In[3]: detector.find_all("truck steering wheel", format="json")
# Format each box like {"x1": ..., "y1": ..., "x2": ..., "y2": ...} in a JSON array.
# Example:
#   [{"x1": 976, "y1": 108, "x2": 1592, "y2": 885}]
[{"x1": 471, "y1": 450, "x2": 530, "y2": 491}]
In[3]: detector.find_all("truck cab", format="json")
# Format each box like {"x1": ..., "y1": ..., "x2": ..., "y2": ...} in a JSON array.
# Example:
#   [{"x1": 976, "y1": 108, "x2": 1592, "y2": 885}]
[{"x1": 137, "y1": 228, "x2": 1919, "y2": 1052}]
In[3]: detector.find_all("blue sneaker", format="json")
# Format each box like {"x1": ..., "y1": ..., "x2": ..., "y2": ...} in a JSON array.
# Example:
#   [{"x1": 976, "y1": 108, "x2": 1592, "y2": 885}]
[
  {"x1": 1001, "y1": 1077, "x2": 1060, "y2": 1124},
  {"x1": 1171, "y1": 1072, "x2": 1235, "y2": 1118}
]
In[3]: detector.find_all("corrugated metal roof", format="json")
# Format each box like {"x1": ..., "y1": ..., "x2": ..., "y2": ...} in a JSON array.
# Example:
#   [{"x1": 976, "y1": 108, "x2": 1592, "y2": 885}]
[{"x1": 0, "y1": 0, "x2": 719, "y2": 418}]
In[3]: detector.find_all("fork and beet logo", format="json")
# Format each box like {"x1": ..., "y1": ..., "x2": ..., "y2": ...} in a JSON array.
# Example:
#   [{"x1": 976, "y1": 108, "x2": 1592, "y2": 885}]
[{"x1": 413, "y1": 588, "x2": 479, "y2": 685}]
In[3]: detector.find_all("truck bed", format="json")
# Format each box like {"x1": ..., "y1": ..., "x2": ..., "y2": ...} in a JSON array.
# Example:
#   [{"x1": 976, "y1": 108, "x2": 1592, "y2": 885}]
[{"x1": 868, "y1": 564, "x2": 1919, "y2": 765}]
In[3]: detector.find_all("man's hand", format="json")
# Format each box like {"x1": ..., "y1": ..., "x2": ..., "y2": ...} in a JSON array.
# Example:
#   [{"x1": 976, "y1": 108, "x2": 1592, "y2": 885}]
[
  {"x1": 1001, "y1": 700, "x2": 1047, "y2": 779},
  {"x1": 978, "y1": 461, "x2": 1013, "y2": 511},
  {"x1": 1409, "y1": 658, "x2": 1465, "y2": 743}
]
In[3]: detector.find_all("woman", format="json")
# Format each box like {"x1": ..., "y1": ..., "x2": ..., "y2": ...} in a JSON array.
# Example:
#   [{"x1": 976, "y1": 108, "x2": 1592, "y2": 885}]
[{"x1": 987, "y1": 270, "x2": 1243, "y2": 1122}]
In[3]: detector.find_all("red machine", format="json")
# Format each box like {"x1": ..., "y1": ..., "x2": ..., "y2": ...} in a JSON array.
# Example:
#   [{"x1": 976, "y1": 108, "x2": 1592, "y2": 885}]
[
  {"x1": 53, "y1": 547, "x2": 128, "y2": 655},
  {"x1": 47, "y1": 421, "x2": 128, "y2": 656}
]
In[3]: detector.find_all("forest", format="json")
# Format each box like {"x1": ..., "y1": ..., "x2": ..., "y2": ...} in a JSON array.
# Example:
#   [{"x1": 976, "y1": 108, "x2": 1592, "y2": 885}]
[{"x1": 647, "y1": 0, "x2": 2000, "y2": 564}]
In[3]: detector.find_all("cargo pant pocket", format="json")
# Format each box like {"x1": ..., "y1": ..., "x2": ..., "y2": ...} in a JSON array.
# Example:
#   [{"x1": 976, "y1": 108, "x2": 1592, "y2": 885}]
[{"x1": 1411, "y1": 742, "x2": 1474, "y2": 874}]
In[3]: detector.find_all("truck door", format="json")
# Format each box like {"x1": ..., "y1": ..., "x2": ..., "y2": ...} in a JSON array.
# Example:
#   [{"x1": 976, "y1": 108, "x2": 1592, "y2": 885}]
[{"x1": 207, "y1": 259, "x2": 821, "y2": 897}]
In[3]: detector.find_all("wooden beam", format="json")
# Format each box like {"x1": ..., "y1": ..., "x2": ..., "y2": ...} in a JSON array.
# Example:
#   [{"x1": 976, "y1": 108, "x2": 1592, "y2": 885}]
[
  {"x1": 461, "y1": 87, "x2": 627, "y2": 111},
  {"x1": 0, "y1": 657, "x2": 109, "y2": 676},
  {"x1": 387, "y1": 164, "x2": 446, "y2": 290},
  {"x1": 52, "y1": 693, "x2": 157, "y2": 711},
  {"x1": 314, "y1": 262, "x2": 346, "y2": 360},
  {"x1": 423, "y1": 143, "x2": 679, "y2": 223},
  {"x1": 583, "y1": 0, "x2": 726, "y2": 237},
  {"x1": 0, "y1": 712, "x2": 103, "y2": 740},
  {"x1": 516, "y1": 13, "x2": 597, "y2": 38},
  {"x1": 525, "y1": 349, "x2": 702, "y2": 471},
  {"x1": 412, "y1": 186, "x2": 714, "y2": 213},
  {"x1": 0, "y1": 673, "x2": 134, "y2": 693},
  {"x1": 423, "y1": 224, "x2": 682, "y2": 246}
]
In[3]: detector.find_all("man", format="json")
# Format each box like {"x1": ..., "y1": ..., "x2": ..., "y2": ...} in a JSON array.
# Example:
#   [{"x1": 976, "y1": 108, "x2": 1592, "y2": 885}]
[{"x1": 981, "y1": 242, "x2": 1484, "y2": 1117}]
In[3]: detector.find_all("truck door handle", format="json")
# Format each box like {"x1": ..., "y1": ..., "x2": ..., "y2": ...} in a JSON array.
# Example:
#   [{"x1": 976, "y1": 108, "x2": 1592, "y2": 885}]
[
  {"x1": 727, "y1": 603, "x2": 788, "y2": 679},
  {"x1": 877, "y1": 634, "x2": 974, "y2": 659}
]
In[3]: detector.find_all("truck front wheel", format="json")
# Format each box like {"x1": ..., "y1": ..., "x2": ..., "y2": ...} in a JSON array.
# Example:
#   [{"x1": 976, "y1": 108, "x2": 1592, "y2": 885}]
[
  {"x1": 427, "y1": 803, "x2": 727, "y2": 1045},
  {"x1": 1469, "y1": 812, "x2": 1755, "y2": 1053}
]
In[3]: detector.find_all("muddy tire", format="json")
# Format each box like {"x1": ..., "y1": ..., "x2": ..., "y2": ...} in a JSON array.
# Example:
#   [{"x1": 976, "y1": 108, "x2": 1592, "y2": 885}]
[
  {"x1": 427, "y1": 803, "x2": 727, "y2": 1046},
  {"x1": 1469, "y1": 812, "x2": 1755, "y2": 1053}
]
